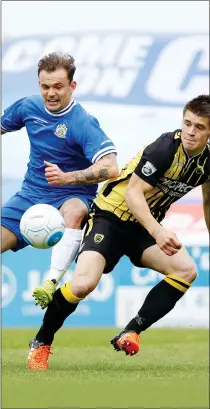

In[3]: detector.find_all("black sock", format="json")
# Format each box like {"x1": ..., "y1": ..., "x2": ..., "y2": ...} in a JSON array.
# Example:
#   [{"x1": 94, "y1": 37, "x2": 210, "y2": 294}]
[
  {"x1": 35, "y1": 289, "x2": 78, "y2": 345},
  {"x1": 124, "y1": 275, "x2": 191, "y2": 334}
]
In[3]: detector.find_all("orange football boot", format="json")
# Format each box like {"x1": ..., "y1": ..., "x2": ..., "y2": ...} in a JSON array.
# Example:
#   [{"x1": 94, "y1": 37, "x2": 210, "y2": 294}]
[
  {"x1": 110, "y1": 331, "x2": 140, "y2": 356},
  {"x1": 28, "y1": 338, "x2": 53, "y2": 370}
]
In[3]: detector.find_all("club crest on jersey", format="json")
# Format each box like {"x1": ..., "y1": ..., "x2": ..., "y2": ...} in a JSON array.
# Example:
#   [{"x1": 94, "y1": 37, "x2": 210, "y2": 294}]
[
  {"x1": 94, "y1": 234, "x2": 104, "y2": 244},
  {"x1": 55, "y1": 124, "x2": 68, "y2": 138},
  {"x1": 142, "y1": 161, "x2": 157, "y2": 176}
]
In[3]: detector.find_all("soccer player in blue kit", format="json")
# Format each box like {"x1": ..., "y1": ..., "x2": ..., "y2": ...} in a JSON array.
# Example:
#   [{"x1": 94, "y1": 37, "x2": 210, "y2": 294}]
[{"x1": 1, "y1": 52, "x2": 118, "y2": 308}]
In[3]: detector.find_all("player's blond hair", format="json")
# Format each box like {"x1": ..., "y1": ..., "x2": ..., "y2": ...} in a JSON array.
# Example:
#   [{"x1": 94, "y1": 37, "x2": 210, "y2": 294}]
[{"x1": 38, "y1": 52, "x2": 76, "y2": 82}]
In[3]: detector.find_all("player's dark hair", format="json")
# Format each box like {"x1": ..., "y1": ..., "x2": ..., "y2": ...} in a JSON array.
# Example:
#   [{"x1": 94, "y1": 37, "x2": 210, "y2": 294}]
[
  {"x1": 38, "y1": 52, "x2": 76, "y2": 82},
  {"x1": 183, "y1": 95, "x2": 210, "y2": 120}
]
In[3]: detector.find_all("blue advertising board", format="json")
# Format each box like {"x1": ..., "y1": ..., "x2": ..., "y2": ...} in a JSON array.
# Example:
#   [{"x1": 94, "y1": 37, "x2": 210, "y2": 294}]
[
  {"x1": 2, "y1": 244, "x2": 209, "y2": 327},
  {"x1": 2, "y1": 32, "x2": 208, "y2": 108}
]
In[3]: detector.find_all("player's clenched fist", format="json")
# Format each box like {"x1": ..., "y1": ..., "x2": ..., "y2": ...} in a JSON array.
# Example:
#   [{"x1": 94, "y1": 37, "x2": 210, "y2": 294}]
[
  {"x1": 153, "y1": 226, "x2": 182, "y2": 256},
  {"x1": 44, "y1": 161, "x2": 66, "y2": 186}
]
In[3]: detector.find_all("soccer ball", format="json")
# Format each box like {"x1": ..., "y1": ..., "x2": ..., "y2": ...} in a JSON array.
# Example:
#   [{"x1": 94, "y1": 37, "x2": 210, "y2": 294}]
[{"x1": 20, "y1": 204, "x2": 65, "y2": 249}]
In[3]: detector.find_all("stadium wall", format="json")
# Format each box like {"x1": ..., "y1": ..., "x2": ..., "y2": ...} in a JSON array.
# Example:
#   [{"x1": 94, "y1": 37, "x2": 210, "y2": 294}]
[{"x1": 2, "y1": 30, "x2": 209, "y2": 328}]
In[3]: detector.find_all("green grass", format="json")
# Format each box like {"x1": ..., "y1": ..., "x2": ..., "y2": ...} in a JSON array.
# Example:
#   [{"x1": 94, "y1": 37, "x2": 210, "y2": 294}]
[{"x1": 2, "y1": 328, "x2": 209, "y2": 408}]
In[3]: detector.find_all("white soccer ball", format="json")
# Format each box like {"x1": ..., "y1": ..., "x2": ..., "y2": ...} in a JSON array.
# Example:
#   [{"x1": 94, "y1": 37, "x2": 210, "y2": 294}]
[{"x1": 20, "y1": 204, "x2": 65, "y2": 249}]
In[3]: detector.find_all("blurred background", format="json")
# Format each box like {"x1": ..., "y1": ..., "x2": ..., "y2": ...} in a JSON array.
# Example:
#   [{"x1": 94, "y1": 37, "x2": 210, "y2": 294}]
[{"x1": 2, "y1": 1, "x2": 209, "y2": 328}]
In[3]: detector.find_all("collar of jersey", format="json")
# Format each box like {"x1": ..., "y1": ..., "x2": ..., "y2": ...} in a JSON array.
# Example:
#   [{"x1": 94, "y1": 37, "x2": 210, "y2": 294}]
[
  {"x1": 44, "y1": 100, "x2": 76, "y2": 116},
  {"x1": 183, "y1": 144, "x2": 207, "y2": 160}
]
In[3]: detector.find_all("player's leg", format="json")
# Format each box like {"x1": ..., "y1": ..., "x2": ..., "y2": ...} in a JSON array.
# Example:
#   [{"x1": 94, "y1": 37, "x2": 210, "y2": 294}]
[
  {"x1": 28, "y1": 209, "x2": 123, "y2": 370},
  {"x1": 50, "y1": 197, "x2": 89, "y2": 282},
  {"x1": 125, "y1": 244, "x2": 196, "y2": 332},
  {"x1": 1, "y1": 226, "x2": 18, "y2": 253},
  {"x1": 126, "y1": 244, "x2": 196, "y2": 330},
  {"x1": 33, "y1": 197, "x2": 89, "y2": 309},
  {"x1": 28, "y1": 250, "x2": 106, "y2": 370},
  {"x1": 112, "y1": 243, "x2": 197, "y2": 355},
  {"x1": 1, "y1": 192, "x2": 35, "y2": 253}
]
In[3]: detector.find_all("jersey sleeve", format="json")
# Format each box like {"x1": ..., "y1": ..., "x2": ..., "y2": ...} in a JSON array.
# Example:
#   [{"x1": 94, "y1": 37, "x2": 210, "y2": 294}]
[
  {"x1": 1, "y1": 98, "x2": 26, "y2": 133},
  {"x1": 134, "y1": 133, "x2": 174, "y2": 186},
  {"x1": 79, "y1": 116, "x2": 117, "y2": 163}
]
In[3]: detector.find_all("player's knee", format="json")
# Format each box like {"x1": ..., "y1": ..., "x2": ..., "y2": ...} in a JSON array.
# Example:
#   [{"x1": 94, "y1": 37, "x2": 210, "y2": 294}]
[
  {"x1": 172, "y1": 258, "x2": 197, "y2": 283},
  {"x1": 63, "y1": 207, "x2": 86, "y2": 229},
  {"x1": 72, "y1": 277, "x2": 97, "y2": 298},
  {"x1": 185, "y1": 261, "x2": 197, "y2": 283},
  {"x1": 1, "y1": 226, "x2": 18, "y2": 253}
]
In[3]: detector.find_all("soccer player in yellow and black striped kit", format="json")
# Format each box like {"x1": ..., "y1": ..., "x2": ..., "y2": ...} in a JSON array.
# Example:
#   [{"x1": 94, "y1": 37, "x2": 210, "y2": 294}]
[{"x1": 28, "y1": 95, "x2": 210, "y2": 369}]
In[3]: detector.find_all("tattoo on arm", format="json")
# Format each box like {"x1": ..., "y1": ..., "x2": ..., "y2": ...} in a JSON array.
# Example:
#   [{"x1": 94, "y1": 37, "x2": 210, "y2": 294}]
[
  {"x1": 85, "y1": 171, "x2": 97, "y2": 182},
  {"x1": 71, "y1": 168, "x2": 111, "y2": 184},
  {"x1": 68, "y1": 154, "x2": 117, "y2": 185},
  {"x1": 98, "y1": 168, "x2": 109, "y2": 180},
  {"x1": 73, "y1": 172, "x2": 85, "y2": 184}
]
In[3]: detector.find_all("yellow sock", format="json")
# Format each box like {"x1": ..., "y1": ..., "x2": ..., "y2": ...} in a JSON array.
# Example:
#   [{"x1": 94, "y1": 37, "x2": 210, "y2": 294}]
[
  {"x1": 164, "y1": 274, "x2": 191, "y2": 293},
  {"x1": 60, "y1": 282, "x2": 84, "y2": 303}
]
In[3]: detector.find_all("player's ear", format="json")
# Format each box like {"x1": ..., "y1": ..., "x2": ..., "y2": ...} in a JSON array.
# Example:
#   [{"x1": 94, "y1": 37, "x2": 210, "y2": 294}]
[{"x1": 70, "y1": 81, "x2": 77, "y2": 92}]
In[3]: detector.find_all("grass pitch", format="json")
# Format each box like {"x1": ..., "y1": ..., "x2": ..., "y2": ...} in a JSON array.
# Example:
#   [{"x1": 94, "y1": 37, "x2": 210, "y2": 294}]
[{"x1": 2, "y1": 328, "x2": 209, "y2": 408}]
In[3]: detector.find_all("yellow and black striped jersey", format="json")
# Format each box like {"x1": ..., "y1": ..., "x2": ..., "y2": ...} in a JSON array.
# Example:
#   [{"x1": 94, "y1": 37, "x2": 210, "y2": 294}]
[{"x1": 94, "y1": 130, "x2": 210, "y2": 223}]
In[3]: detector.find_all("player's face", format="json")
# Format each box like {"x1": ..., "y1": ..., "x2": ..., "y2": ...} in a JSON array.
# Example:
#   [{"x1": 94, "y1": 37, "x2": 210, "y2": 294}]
[
  {"x1": 181, "y1": 110, "x2": 210, "y2": 156},
  {"x1": 39, "y1": 68, "x2": 76, "y2": 112}
]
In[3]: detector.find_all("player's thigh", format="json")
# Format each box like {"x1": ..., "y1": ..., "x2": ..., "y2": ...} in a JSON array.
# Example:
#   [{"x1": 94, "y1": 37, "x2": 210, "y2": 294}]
[
  {"x1": 59, "y1": 197, "x2": 89, "y2": 228},
  {"x1": 71, "y1": 250, "x2": 106, "y2": 295},
  {"x1": 1, "y1": 191, "x2": 35, "y2": 252},
  {"x1": 1, "y1": 226, "x2": 18, "y2": 253},
  {"x1": 78, "y1": 209, "x2": 124, "y2": 275},
  {"x1": 141, "y1": 244, "x2": 197, "y2": 281},
  {"x1": 126, "y1": 222, "x2": 156, "y2": 267}
]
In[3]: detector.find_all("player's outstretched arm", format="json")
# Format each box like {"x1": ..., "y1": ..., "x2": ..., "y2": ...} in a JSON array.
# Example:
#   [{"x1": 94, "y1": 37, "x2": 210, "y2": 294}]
[
  {"x1": 202, "y1": 181, "x2": 210, "y2": 233},
  {"x1": 125, "y1": 174, "x2": 182, "y2": 256},
  {"x1": 44, "y1": 153, "x2": 118, "y2": 186},
  {"x1": 1, "y1": 98, "x2": 26, "y2": 134}
]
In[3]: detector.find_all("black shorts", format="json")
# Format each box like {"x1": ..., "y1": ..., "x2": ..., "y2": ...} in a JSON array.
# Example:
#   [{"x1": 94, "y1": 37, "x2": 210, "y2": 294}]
[{"x1": 78, "y1": 205, "x2": 156, "y2": 274}]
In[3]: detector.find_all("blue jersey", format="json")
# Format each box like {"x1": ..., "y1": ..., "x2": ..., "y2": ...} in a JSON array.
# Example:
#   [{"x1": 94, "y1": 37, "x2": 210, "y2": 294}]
[{"x1": 1, "y1": 95, "x2": 117, "y2": 198}]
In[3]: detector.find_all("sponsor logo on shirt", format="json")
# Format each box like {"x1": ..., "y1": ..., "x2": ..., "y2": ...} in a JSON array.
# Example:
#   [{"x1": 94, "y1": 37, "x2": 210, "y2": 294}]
[
  {"x1": 174, "y1": 162, "x2": 185, "y2": 167},
  {"x1": 101, "y1": 139, "x2": 111, "y2": 145},
  {"x1": 33, "y1": 117, "x2": 48, "y2": 126},
  {"x1": 157, "y1": 177, "x2": 194, "y2": 197}
]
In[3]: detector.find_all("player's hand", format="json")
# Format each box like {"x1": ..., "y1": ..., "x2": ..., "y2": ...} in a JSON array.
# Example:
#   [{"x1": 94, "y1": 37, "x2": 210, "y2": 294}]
[
  {"x1": 44, "y1": 161, "x2": 66, "y2": 186},
  {"x1": 153, "y1": 226, "x2": 182, "y2": 256}
]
